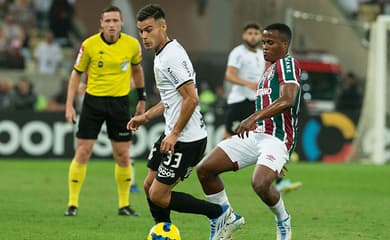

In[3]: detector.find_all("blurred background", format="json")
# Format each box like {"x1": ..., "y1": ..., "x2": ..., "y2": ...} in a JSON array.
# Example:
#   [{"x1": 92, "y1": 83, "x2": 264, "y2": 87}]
[{"x1": 0, "y1": 0, "x2": 389, "y2": 164}]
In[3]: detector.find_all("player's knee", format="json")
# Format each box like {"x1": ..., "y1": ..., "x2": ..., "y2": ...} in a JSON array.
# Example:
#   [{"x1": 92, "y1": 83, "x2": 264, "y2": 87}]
[
  {"x1": 114, "y1": 153, "x2": 129, "y2": 166},
  {"x1": 75, "y1": 148, "x2": 92, "y2": 163},
  {"x1": 149, "y1": 189, "x2": 169, "y2": 208},
  {"x1": 143, "y1": 179, "x2": 152, "y2": 197},
  {"x1": 196, "y1": 162, "x2": 214, "y2": 181},
  {"x1": 116, "y1": 158, "x2": 129, "y2": 167},
  {"x1": 251, "y1": 178, "x2": 272, "y2": 197}
]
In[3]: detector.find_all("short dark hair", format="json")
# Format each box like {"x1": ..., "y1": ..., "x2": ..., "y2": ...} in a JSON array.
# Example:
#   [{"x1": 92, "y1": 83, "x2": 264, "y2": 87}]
[
  {"x1": 136, "y1": 4, "x2": 166, "y2": 22},
  {"x1": 264, "y1": 23, "x2": 292, "y2": 43},
  {"x1": 243, "y1": 22, "x2": 260, "y2": 32},
  {"x1": 101, "y1": 5, "x2": 122, "y2": 17}
]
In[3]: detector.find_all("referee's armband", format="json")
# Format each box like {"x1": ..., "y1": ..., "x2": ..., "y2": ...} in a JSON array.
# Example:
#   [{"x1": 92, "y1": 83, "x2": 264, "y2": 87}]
[{"x1": 136, "y1": 88, "x2": 147, "y2": 101}]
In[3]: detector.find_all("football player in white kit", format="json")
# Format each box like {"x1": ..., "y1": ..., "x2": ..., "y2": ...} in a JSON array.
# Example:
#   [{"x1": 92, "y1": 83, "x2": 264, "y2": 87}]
[
  {"x1": 197, "y1": 23, "x2": 301, "y2": 240},
  {"x1": 224, "y1": 22, "x2": 265, "y2": 139},
  {"x1": 128, "y1": 4, "x2": 241, "y2": 240}
]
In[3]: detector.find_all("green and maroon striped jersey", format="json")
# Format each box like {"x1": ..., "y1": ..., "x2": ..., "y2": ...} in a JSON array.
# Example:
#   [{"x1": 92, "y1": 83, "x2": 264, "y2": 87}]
[{"x1": 255, "y1": 55, "x2": 301, "y2": 153}]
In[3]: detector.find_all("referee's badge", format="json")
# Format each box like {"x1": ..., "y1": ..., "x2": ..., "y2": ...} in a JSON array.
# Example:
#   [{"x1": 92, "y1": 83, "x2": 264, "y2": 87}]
[
  {"x1": 98, "y1": 61, "x2": 104, "y2": 68},
  {"x1": 121, "y1": 61, "x2": 129, "y2": 71}
]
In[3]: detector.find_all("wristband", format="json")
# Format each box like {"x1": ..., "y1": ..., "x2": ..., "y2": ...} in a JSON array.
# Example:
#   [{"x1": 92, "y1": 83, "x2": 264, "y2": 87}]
[{"x1": 136, "y1": 88, "x2": 147, "y2": 101}]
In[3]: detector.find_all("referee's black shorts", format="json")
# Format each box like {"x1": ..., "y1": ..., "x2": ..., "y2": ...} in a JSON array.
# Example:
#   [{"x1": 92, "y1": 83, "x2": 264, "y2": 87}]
[
  {"x1": 76, "y1": 93, "x2": 132, "y2": 142},
  {"x1": 147, "y1": 134, "x2": 207, "y2": 185},
  {"x1": 225, "y1": 99, "x2": 256, "y2": 135}
]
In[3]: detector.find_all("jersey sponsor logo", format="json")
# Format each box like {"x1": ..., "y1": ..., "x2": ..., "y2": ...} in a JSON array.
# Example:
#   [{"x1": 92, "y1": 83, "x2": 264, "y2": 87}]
[
  {"x1": 182, "y1": 60, "x2": 192, "y2": 77},
  {"x1": 265, "y1": 154, "x2": 276, "y2": 162},
  {"x1": 267, "y1": 67, "x2": 275, "y2": 79},
  {"x1": 118, "y1": 132, "x2": 130, "y2": 136},
  {"x1": 259, "y1": 67, "x2": 275, "y2": 87},
  {"x1": 157, "y1": 165, "x2": 176, "y2": 178},
  {"x1": 284, "y1": 58, "x2": 293, "y2": 73},
  {"x1": 167, "y1": 67, "x2": 179, "y2": 84},
  {"x1": 257, "y1": 88, "x2": 272, "y2": 96},
  {"x1": 183, "y1": 166, "x2": 193, "y2": 179}
]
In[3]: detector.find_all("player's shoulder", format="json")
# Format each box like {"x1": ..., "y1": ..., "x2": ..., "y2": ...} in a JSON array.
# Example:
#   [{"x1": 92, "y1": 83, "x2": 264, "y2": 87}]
[
  {"x1": 160, "y1": 40, "x2": 189, "y2": 61},
  {"x1": 277, "y1": 55, "x2": 299, "y2": 67},
  {"x1": 166, "y1": 40, "x2": 187, "y2": 54},
  {"x1": 230, "y1": 44, "x2": 245, "y2": 54}
]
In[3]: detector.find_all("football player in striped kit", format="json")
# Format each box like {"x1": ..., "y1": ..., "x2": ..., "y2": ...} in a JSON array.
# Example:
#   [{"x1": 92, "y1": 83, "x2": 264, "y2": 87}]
[{"x1": 197, "y1": 23, "x2": 301, "y2": 240}]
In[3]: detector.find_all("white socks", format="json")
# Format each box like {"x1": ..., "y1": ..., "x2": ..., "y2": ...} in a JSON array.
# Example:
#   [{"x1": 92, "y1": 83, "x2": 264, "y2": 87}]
[
  {"x1": 270, "y1": 197, "x2": 289, "y2": 220},
  {"x1": 206, "y1": 190, "x2": 289, "y2": 221},
  {"x1": 205, "y1": 189, "x2": 230, "y2": 206}
]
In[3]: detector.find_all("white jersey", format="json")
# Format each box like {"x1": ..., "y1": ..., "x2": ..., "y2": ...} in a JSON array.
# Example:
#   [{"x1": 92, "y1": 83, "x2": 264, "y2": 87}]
[
  {"x1": 153, "y1": 39, "x2": 207, "y2": 142},
  {"x1": 226, "y1": 44, "x2": 265, "y2": 104}
]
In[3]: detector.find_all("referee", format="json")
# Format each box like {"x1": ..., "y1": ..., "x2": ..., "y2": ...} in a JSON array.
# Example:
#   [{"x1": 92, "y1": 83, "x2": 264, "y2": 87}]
[{"x1": 64, "y1": 6, "x2": 146, "y2": 217}]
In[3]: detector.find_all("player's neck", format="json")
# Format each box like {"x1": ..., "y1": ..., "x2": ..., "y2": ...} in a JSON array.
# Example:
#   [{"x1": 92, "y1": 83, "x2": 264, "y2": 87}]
[
  {"x1": 101, "y1": 32, "x2": 120, "y2": 44},
  {"x1": 244, "y1": 43, "x2": 258, "y2": 52},
  {"x1": 155, "y1": 36, "x2": 171, "y2": 53}
]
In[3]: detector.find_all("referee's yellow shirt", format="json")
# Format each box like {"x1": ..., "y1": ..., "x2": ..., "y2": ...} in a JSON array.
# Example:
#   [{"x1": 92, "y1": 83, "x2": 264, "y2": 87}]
[{"x1": 74, "y1": 32, "x2": 142, "y2": 97}]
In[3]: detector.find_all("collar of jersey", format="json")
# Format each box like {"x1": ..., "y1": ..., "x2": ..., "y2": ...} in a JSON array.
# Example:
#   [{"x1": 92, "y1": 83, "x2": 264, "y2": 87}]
[
  {"x1": 155, "y1": 39, "x2": 174, "y2": 56},
  {"x1": 100, "y1": 32, "x2": 121, "y2": 45}
]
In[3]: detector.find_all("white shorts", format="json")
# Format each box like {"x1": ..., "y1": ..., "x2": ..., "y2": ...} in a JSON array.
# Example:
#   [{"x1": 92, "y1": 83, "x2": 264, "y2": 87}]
[{"x1": 218, "y1": 131, "x2": 289, "y2": 174}]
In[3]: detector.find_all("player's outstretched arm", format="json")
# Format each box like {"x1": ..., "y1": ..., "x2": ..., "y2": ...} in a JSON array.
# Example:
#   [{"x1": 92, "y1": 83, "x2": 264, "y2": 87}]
[
  {"x1": 236, "y1": 83, "x2": 298, "y2": 138},
  {"x1": 127, "y1": 101, "x2": 164, "y2": 131}
]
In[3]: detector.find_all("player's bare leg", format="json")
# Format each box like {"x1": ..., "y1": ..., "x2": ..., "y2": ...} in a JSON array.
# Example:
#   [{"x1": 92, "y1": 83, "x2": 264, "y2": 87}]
[
  {"x1": 252, "y1": 165, "x2": 291, "y2": 240},
  {"x1": 197, "y1": 147, "x2": 245, "y2": 239}
]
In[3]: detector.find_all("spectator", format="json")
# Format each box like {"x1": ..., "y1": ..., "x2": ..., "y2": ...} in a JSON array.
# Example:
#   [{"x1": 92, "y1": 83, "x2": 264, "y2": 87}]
[
  {"x1": 335, "y1": 72, "x2": 363, "y2": 111},
  {"x1": 8, "y1": 0, "x2": 37, "y2": 37},
  {"x1": 335, "y1": 71, "x2": 363, "y2": 122},
  {"x1": 13, "y1": 76, "x2": 37, "y2": 110},
  {"x1": 5, "y1": 39, "x2": 25, "y2": 69},
  {"x1": 0, "y1": 79, "x2": 15, "y2": 111},
  {"x1": 2, "y1": 13, "x2": 25, "y2": 47},
  {"x1": 0, "y1": 24, "x2": 6, "y2": 52},
  {"x1": 32, "y1": 0, "x2": 53, "y2": 29},
  {"x1": 34, "y1": 30, "x2": 63, "y2": 74},
  {"x1": 49, "y1": 0, "x2": 74, "y2": 46},
  {"x1": 0, "y1": 24, "x2": 7, "y2": 66},
  {"x1": 2, "y1": 13, "x2": 26, "y2": 69},
  {"x1": 0, "y1": 0, "x2": 13, "y2": 18},
  {"x1": 8, "y1": 0, "x2": 37, "y2": 62}
]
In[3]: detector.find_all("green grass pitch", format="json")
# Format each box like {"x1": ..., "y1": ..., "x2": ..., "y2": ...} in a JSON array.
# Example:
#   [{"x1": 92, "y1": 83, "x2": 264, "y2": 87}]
[{"x1": 0, "y1": 160, "x2": 389, "y2": 239}]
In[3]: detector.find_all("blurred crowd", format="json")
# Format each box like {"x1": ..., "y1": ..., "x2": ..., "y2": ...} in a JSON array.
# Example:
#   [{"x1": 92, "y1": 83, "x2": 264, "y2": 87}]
[
  {"x1": 338, "y1": 0, "x2": 390, "y2": 20},
  {"x1": 0, "y1": 75, "x2": 85, "y2": 112},
  {"x1": 0, "y1": 0, "x2": 84, "y2": 113},
  {"x1": 0, "y1": 0, "x2": 77, "y2": 71},
  {"x1": 0, "y1": 0, "x2": 374, "y2": 116}
]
